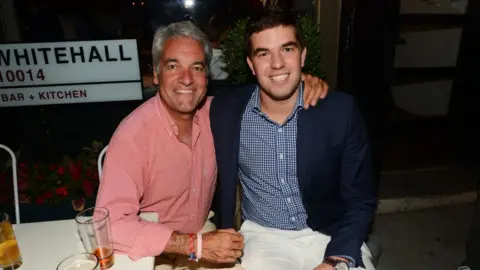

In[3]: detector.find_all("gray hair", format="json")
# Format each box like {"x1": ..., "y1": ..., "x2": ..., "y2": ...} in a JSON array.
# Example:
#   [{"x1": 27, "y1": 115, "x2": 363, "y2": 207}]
[{"x1": 152, "y1": 21, "x2": 212, "y2": 73}]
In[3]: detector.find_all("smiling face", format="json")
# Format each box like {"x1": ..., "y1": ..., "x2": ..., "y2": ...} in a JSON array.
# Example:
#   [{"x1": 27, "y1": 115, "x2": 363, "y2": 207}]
[
  {"x1": 154, "y1": 37, "x2": 208, "y2": 116},
  {"x1": 247, "y1": 25, "x2": 306, "y2": 101}
]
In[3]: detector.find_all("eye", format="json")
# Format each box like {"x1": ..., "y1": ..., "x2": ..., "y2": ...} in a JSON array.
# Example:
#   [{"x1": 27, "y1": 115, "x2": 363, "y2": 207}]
[
  {"x1": 166, "y1": 64, "x2": 177, "y2": 70},
  {"x1": 258, "y1": 52, "x2": 269, "y2": 57},
  {"x1": 284, "y1": 47, "x2": 295, "y2": 52},
  {"x1": 193, "y1": 65, "x2": 205, "y2": 72}
]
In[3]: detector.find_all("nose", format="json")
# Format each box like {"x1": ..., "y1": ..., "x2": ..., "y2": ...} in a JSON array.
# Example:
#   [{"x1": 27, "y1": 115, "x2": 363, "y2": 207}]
[
  {"x1": 270, "y1": 52, "x2": 285, "y2": 70},
  {"x1": 178, "y1": 68, "x2": 193, "y2": 86}
]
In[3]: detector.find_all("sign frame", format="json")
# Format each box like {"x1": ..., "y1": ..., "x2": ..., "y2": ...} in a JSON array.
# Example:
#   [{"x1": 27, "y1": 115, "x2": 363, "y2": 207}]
[{"x1": 0, "y1": 39, "x2": 144, "y2": 107}]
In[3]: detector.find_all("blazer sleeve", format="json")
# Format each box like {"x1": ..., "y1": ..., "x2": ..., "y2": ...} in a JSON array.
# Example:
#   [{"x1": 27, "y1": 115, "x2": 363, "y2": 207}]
[{"x1": 324, "y1": 98, "x2": 378, "y2": 266}]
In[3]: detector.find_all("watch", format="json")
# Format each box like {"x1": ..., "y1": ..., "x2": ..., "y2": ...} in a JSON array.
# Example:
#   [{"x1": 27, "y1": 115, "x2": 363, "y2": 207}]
[{"x1": 323, "y1": 257, "x2": 350, "y2": 270}]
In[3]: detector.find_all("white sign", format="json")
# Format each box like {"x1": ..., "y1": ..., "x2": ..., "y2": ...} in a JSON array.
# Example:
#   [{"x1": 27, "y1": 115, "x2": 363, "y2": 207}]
[{"x1": 0, "y1": 39, "x2": 143, "y2": 107}]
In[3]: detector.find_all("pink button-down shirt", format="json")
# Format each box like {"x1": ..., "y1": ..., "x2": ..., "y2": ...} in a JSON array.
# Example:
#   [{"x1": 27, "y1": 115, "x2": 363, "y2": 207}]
[{"x1": 95, "y1": 95, "x2": 217, "y2": 260}]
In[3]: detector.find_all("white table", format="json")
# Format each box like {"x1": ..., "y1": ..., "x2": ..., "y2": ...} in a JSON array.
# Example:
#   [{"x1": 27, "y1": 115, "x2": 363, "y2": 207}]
[{"x1": 13, "y1": 219, "x2": 154, "y2": 270}]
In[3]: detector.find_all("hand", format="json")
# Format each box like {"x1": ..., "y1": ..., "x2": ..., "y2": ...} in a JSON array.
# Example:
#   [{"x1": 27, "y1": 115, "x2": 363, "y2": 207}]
[
  {"x1": 313, "y1": 263, "x2": 334, "y2": 270},
  {"x1": 200, "y1": 229, "x2": 244, "y2": 263},
  {"x1": 302, "y1": 73, "x2": 329, "y2": 109}
]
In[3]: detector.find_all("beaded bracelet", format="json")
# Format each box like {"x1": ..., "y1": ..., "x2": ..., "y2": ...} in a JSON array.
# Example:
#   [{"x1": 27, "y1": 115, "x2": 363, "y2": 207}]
[{"x1": 188, "y1": 234, "x2": 198, "y2": 262}]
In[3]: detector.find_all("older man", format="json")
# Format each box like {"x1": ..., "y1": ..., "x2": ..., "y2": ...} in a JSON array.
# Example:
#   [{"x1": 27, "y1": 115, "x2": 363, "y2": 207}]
[{"x1": 95, "y1": 20, "x2": 328, "y2": 270}]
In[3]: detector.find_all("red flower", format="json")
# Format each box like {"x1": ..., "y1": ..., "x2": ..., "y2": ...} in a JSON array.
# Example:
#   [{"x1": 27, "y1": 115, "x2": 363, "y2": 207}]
[
  {"x1": 57, "y1": 166, "x2": 65, "y2": 175},
  {"x1": 82, "y1": 181, "x2": 94, "y2": 197},
  {"x1": 33, "y1": 163, "x2": 40, "y2": 169},
  {"x1": 36, "y1": 196, "x2": 45, "y2": 204},
  {"x1": 18, "y1": 163, "x2": 28, "y2": 179},
  {"x1": 49, "y1": 164, "x2": 58, "y2": 171},
  {"x1": 68, "y1": 161, "x2": 81, "y2": 181},
  {"x1": 43, "y1": 191, "x2": 53, "y2": 199},
  {"x1": 18, "y1": 177, "x2": 29, "y2": 192},
  {"x1": 85, "y1": 166, "x2": 99, "y2": 180},
  {"x1": 56, "y1": 187, "x2": 68, "y2": 197}
]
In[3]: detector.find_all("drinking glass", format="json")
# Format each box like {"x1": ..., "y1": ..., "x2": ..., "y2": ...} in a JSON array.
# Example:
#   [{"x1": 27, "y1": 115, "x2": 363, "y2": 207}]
[
  {"x1": 75, "y1": 207, "x2": 114, "y2": 269},
  {"x1": 57, "y1": 253, "x2": 99, "y2": 270},
  {"x1": 0, "y1": 212, "x2": 22, "y2": 269}
]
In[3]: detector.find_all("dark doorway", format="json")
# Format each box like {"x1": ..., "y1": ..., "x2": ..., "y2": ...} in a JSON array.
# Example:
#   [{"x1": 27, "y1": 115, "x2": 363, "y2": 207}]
[
  {"x1": 338, "y1": 0, "x2": 479, "y2": 173},
  {"x1": 336, "y1": 0, "x2": 480, "y2": 204}
]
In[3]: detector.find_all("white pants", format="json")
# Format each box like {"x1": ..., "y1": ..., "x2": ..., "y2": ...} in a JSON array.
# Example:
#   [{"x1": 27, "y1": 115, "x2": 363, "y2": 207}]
[{"x1": 239, "y1": 220, "x2": 375, "y2": 270}]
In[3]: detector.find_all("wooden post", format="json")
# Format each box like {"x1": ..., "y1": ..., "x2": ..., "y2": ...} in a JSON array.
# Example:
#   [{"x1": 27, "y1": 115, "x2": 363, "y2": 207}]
[
  {"x1": 0, "y1": 0, "x2": 21, "y2": 42},
  {"x1": 317, "y1": 0, "x2": 342, "y2": 88},
  {"x1": 449, "y1": 0, "x2": 480, "y2": 164}
]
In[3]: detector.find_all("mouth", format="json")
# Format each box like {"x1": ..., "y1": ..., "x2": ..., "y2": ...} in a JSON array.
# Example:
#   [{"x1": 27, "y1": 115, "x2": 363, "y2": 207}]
[
  {"x1": 270, "y1": 74, "x2": 289, "y2": 82},
  {"x1": 175, "y1": 89, "x2": 195, "y2": 94}
]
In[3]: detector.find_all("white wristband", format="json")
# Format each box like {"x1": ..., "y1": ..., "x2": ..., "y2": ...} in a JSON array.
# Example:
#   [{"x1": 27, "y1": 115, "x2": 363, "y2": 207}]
[{"x1": 196, "y1": 233, "x2": 203, "y2": 260}]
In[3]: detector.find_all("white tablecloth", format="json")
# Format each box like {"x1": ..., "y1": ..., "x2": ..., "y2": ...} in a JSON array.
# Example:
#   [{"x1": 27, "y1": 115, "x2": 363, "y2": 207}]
[{"x1": 13, "y1": 219, "x2": 154, "y2": 270}]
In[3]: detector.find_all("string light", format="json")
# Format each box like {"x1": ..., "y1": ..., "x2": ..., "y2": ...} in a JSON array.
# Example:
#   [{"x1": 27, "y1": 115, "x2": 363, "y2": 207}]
[{"x1": 184, "y1": 0, "x2": 194, "y2": 8}]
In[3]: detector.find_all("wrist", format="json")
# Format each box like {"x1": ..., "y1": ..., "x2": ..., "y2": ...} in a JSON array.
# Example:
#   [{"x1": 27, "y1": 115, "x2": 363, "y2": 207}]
[
  {"x1": 164, "y1": 232, "x2": 195, "y2": 256},
  {"x1": 326, "y1": 256, "x2": 349, "y2": 263},
  {"x1": 323, "y1": 257, "x2": 351, "y2": 270}
]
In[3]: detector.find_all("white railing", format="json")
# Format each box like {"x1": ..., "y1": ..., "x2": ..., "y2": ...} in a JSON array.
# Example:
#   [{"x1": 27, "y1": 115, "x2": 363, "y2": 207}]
[
  {"x1": 97, "y1": 146, "x2": 108, "y2": 180},
  {"x1": 0, "y1": 144, "x2": 20, "y2": 224}
]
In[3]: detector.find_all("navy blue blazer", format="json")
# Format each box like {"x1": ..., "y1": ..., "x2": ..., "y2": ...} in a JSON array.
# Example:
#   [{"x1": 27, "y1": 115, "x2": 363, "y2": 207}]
[{"x1": 209, "y1": 84, "x2": 377, "y2": 266}]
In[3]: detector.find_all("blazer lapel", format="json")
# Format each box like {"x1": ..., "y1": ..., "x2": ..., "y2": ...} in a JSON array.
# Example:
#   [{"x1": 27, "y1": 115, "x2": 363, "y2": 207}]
[
  {"x1": 297, "y1": 109, "x2": 315, "y2": 193},
  {"x1": 224, "y1": 85, "x2": 256, "y2": 182}
]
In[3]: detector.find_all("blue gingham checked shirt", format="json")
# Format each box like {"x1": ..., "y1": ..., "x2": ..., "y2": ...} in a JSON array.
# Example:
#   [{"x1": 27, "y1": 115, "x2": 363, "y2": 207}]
[
  {"x1": 238, "y1": 84, "x2": 309, "y2": 230},
  {"x1": 238, "y1": 84, "x2": 356, "y2": 266}
]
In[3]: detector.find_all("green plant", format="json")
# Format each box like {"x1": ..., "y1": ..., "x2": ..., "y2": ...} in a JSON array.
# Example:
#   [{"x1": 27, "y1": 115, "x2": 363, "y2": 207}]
[
  {"x1": 221, "y1": 17, "x2": 253, "y2": 84},
  {"x1": 221, "y1": 14, "x2": 326, "y2": 84},
  {"x1": 0, "y1": 141, "x2": 103, "y2": 211},
  {"x1": 298, "y1": 15, "x2": 326, "y2": 80}
]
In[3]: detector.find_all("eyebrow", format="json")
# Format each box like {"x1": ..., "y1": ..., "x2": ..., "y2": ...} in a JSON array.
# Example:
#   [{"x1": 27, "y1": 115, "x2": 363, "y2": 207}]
[
  {"x1": 164, "y1": 58, "x2": 179, "y2": 64},
  {"x1": 192, "y1": 61, "x2": 206, "y2": 67},
  {"x1": 163, "y1": 58, "x2": 205, "y2": 67},
  {"x1": 252, "y1": 41, "x2": 300, "y2": 56}
]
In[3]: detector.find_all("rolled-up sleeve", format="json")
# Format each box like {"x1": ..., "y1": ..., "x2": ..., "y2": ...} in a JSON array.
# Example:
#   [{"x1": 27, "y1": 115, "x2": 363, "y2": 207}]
[{"x1": 95, "y1": 131, "x2": 173, "y2": 261}]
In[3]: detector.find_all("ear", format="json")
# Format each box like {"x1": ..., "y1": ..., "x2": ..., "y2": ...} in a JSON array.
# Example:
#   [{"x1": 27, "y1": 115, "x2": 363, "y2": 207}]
[
  {"x1": 153, "y1": 70, "x2": 159, "y2": 85},
  {"x1": 301, "y1": 47, "x2": 307, "y2": 68},
  {"x1": 246, "y1": 56, "x2": 256, "y2": 76}
]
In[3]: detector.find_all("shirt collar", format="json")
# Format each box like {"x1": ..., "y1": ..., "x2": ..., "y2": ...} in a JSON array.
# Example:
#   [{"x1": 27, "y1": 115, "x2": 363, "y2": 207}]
[{"x1": 154, "y1": 93, "x2": 201, "y2": 138}]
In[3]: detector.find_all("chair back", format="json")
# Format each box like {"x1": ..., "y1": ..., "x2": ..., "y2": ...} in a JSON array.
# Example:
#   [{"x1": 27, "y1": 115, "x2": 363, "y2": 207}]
[
  {"x1": 0, "y1": 144, "x2": 20, "y2": 224},
  {"x1": 97, "y1": 145, "x2": 108, "y2": 180}
]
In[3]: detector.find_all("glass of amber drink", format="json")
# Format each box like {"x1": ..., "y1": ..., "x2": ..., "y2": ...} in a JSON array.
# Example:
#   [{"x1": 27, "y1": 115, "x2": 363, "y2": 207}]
[
  {"x1": 75, "y1": 207, "x2": 114, "y2": 269},
  {"x1": 0, "y1": 213, "x2": 22, "y2": 269}
]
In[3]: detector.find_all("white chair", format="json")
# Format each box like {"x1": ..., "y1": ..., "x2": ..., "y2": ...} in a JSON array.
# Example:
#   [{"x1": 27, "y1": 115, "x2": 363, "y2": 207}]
[
  {"x1": 97, "y1": 145, "x2": 108, "y2": 180},
  {"x1": 0, "y1": 144, "x2": 20, "y2": 224}
]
